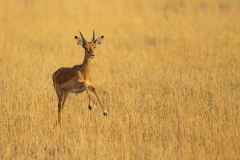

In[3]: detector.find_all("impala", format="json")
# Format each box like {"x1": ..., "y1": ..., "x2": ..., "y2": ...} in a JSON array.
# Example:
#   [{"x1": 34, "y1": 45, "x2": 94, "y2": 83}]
[{"x1": 52, "y1": 31, "x2": 107, "y2": 126}]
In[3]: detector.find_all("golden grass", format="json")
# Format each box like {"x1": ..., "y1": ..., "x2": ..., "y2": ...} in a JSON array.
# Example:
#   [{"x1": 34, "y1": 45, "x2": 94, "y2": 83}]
[{"x1": 0, "y1": 0, "x2": 240, "y2": 159}]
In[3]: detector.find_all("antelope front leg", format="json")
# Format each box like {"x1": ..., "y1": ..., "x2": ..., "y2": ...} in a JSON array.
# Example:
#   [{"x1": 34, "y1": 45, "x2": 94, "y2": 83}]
[
  {"x1": 82, "y1": 82, "x2": 93, "y2": 111},
  {"x1": 88, "y1": 85, "x2": 107, "y2": 116}
]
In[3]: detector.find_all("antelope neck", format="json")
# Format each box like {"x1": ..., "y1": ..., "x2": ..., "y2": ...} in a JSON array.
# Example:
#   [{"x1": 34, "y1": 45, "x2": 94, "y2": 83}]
[{"x1": 82, "y1": 51, "x2": 92, "y2": 76}]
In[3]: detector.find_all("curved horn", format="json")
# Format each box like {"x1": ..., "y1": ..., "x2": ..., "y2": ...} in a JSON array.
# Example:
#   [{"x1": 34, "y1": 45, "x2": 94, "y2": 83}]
[
  {"x1": 92, "y1": 30, "x2": 95, "y2": 41},
  {"x1": 80, "y1": 32, "x2": 87, "y2": 42}
]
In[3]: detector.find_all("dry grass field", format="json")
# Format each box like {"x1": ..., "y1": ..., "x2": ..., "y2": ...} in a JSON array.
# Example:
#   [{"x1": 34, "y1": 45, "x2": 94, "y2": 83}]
[{"x1": 0, "y1": 0, "x2": 240, "y2": 159}]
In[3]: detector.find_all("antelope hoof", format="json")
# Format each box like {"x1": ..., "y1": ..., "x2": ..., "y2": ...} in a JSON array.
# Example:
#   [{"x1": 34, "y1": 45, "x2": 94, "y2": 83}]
[
  {"x1": 103, "y1": 111, "x2": 107, "y2": 116},
  {"x1": 88, "y1": 105, "x2": 92, "y2": 110}
]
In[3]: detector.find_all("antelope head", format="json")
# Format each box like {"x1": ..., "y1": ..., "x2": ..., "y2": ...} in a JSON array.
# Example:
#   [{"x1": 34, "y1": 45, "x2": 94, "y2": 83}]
[{"x1": 75, "y1": 30, "x2": 104, "y2": 59}]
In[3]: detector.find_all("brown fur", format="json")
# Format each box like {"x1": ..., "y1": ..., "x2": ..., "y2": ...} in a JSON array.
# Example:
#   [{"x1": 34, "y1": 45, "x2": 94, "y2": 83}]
[{"x1": 52, "y1": 32, "x2": 106, "y2": 126}]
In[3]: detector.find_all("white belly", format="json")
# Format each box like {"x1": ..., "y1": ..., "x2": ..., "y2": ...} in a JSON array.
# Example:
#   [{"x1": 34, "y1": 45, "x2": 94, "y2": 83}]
[
  {"x1": 68, "y1": 87, "x2": 85, "y2": 93},
  {"x1": 61, "y1": 79, "x2": 85, "y2": 94}
]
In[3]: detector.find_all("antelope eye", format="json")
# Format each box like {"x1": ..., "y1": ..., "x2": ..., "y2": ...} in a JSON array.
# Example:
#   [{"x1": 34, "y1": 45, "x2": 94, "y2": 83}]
[{"x1": 84, "y1": 46, "x2": 87, "y2": 50}]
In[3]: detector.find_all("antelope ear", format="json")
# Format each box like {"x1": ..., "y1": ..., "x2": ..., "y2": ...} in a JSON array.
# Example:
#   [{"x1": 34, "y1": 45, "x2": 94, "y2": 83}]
[
  {"x1": 94, "y1": 36, "x2": 104, "y2": 45},
  {"x1": 75, "y1": 36, "x2": 84, "y2": 46}
]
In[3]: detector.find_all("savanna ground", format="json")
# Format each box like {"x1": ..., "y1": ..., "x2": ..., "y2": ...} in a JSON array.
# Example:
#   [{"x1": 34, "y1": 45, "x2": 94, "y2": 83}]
[{"x1": 0, "y1": 0, "x2": 240, "y2": 159}]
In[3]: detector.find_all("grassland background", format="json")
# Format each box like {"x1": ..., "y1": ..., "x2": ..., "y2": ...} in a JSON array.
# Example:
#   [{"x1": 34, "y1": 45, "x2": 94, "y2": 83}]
[{"x1": 0, "y1": 0, "x2": 240, "y2": 159}]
